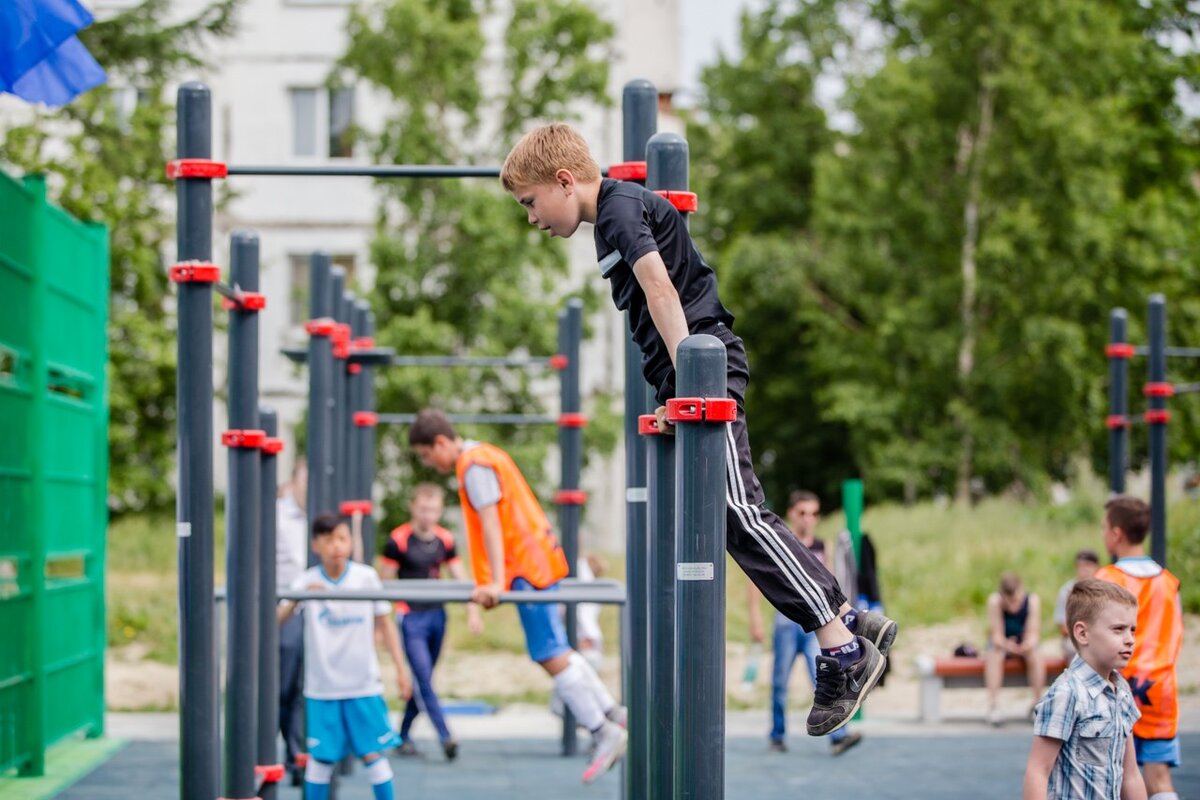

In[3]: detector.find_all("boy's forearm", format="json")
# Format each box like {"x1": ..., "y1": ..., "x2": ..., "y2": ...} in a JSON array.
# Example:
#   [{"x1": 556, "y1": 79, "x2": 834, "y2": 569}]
[
  {"x1": 277, "y1": 600, "x2": 297, "y2": 624},
  {"x1": 378, "y1": 616, "x2": 405, "y2": 669}
]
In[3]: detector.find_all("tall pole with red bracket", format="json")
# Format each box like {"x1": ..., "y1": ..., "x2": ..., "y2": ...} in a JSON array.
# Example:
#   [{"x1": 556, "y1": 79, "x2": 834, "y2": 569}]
[
  {"x1": 1107, "y1": 308, "x2": 1130, "y2": 494},
  {"x1": 1146, "y1": 294, "x2": 1168, "y2": 566}
]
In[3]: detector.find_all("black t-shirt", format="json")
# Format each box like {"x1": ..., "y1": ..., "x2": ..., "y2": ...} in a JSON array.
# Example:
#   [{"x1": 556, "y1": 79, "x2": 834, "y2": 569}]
[
  {"x1": 380, "y1": 523, "x2": 458, "y2": 613},
  {"x1": 593, "y1": 178, "x2": 734, "y2": 398}
]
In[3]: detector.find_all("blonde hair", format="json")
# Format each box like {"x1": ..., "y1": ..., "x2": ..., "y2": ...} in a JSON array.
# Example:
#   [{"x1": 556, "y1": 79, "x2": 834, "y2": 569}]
[
  {"x1": 501, "y1": 123, "x2": 601, "y2": 191},
  {"x1": 411, "y1": 482, "x2": 445, "y2": 504},
  {"x1": 1066, "y1": 578, "x2": 1137, "y2": 649}
]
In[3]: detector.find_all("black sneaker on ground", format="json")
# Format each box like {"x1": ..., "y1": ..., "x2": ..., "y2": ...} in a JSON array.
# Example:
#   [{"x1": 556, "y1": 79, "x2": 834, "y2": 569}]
[
  {"x1": 830, "y1": 730, "x2": 863, "y2": 756},
  {"x1": 442, "y1": 739, "x2": 459, "y2": 761},
  {"x1": 396, "y1": 740, "x2": 422, "y2": 757},
  {"x1": 767, "y1": 739, "x2": 787, "y2": 753},
  {"x1": 855, "y1": 610, "x2": 898, "y2": 658},
  {"x1": 806, "y1": 636, "x2": 886, "y2": 736}
]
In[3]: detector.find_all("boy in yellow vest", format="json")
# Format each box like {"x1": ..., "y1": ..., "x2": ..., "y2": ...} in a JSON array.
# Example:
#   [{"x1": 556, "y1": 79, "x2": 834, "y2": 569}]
[{"x1": 408, "y1": 409, "x2": 627, "y2": 783}]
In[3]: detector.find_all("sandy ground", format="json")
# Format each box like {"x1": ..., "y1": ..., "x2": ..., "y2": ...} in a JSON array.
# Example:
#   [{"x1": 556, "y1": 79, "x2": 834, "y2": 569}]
[{"x1": 106, "y1": 615, "x2": 1200, "y2": 729}]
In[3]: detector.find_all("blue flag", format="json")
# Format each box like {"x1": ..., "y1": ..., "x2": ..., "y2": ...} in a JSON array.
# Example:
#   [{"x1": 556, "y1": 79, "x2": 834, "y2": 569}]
[{"x1": 0, "y1": 0, "x2": 107, "y2": 106}]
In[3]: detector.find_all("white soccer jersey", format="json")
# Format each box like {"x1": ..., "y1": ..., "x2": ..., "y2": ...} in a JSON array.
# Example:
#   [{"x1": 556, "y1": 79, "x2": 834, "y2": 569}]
[{"x1": 292, "y1": 562, "x2": 392, "y2": 700}]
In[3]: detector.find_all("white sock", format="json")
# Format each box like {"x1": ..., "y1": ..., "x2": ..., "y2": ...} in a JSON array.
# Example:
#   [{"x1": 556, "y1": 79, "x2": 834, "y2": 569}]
[
  {"x1": 1148, "y1": 793, "x2": 1179, "y2": 800},
  {"x1": 553, "y1": 660, "x2": 607, "y2": 732},
  {"x1": 570, "y1": 651, "x2": 616, "y2": 713}
]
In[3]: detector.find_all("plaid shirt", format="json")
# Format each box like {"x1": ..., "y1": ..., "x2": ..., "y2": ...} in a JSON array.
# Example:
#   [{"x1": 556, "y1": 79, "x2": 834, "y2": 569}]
[{"x1": 1034, "y1": 655, "x2": 1140, "y2": 800}]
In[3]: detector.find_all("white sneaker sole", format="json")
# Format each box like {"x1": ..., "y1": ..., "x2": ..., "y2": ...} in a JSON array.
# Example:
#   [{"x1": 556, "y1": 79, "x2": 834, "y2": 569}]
[{"x1": 581, "y1": 729, "x2": 628, "y2": 784}]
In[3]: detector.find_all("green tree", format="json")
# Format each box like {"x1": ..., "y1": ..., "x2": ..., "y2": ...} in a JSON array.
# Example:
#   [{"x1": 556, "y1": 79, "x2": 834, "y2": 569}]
[
  {"x1": 1, "y1": 0, "x2": 238, "y2": 513},
  {"x1": 337, "y1": 0, "x2": 617, "y2": 526}
]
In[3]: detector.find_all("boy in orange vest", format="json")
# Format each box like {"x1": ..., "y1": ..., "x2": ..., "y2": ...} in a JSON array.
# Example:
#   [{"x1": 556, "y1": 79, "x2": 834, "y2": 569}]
[
  {"x1": 1096, "y1": 496, "x2": 1184, "y2": 800},
  {"x1": 408, "y1": 409, "x2": 627, "y2": 784}
]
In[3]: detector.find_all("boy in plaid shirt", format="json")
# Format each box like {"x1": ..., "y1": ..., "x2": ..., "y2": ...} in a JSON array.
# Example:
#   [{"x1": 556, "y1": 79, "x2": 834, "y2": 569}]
[{"x1": 1023, "y1": 579, "x2": 1146, "y2": 800}]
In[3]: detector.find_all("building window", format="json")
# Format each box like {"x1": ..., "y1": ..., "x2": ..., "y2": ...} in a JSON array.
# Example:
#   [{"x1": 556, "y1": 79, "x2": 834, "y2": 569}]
[
  {"x1": 289, "y1": 86, "x2": 355, "y2": 159},
  {"x1": 289, "y1": 254, "x2": 357, "y2": 325}
]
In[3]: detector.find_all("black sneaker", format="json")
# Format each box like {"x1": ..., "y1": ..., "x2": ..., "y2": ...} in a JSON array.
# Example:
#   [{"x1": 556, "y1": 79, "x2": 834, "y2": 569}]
[
  {"x1": 855, "y1": 610, "x2": 898, "y2": 658},
  {"x1": 806, "y1": 637, "x2": 885, "y2": 736},
  {"x1": 767, "y1": 739, "x2": 787, "y2": 753},
  {"x1": 396, "y1": 740, "x2": 422, "y2": 757},
  {"x1": 442, "y1": 739, "x2": 459, "y2": 761},
  {"x1": 829, "y1": 730, "x2": 863, "y2": 756}
]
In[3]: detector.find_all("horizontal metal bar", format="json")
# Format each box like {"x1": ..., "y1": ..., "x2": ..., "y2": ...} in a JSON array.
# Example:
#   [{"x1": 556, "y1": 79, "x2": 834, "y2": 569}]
[
  {"x1": 1172, "y1": 382, "x2": 1200, "y2": 395},
  {"x1": 226, "y1": 165, "x2": 613, "y2": 179},
  {"x1": 216, "y1": 578, "x2": 624, "y2": 605},
  {"x1": 377, "y1": 413, "x2": 557, "y2": 425},
  {"x1": 387, "y1": 355, "x2": 554, "y2": 368},
  {"x1": 1132, "y1": 345, "x2": 1200, "y2": 358}
]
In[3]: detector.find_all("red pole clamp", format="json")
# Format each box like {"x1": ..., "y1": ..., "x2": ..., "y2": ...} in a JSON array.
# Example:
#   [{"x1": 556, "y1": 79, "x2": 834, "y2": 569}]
[
  {"x1": 638, "y1": 414, "x2": 661, "y2": 436},
  {"x1": 554, "y1": 489, "x2": 588, "y2": 505},
  {"x1": 655, "y1": 190, "x2": 699, "y2": 213},
  {"x1": 222, "y1": 429, "x2": 267, "y2": 448},
  {"x1": 332, "y1": 324, "x2": 353, "y2": 359},
  {"x1": 260, "y1": 437, "x2": 285, "y2": 455},
  {"x1": 353, "y1": 411, "x2": 379, "y2": 427},
  {"x1": 340, "y1": 500, "x2": 374, "y2": 516},
  {"x1": 353, "y1": 337, "x2": 375, "y2": 351},
  {"x1": 1144, "y1": 382, "x2": 1175, "y2": 397},
  {"x1": 608, "y1": 161, "x2": 648, "y2": 181},
  {"x1": 666, "y1": 397, "x2": 737, "y2": 423},
  {"x1": 255, "y1": 764, "x2": 286, "y2": 785},
  {"x1": 305, "y1": 318, "x2": 336, "y2": 337},
  {"x1": 220, "y1": 292, "x2": 267, "y2": 311},
  {"x1": 1145, "y1": 409, "x2": 1171, "y2": 424},
  {"x1": 169, "y1": 262, "x2": 221, "y2": 283},
  {"x1": 558, "y1": 412, "x2": 588, "y2": 428},
  {"x1": 1105, "y1": 343, "x2": 1136, "y2": 359},
  {"x1": 166, "y1": 158, "x2": 228, "y2": 180},
  {"x1": 347, "y1": 363, "x2": 362, "y2": 375},
  {"x1": 549, "y1": 354, "x2": 569, "y2": 370},
  {"x1": 1105, "y1": 415, "x2": 1130, "y2": 430}
]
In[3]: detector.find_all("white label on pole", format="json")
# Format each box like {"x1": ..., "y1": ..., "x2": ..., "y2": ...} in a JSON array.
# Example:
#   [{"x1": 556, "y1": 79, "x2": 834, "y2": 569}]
[
  {"x1": 677, "y1": 562, "x2": 714, "y2": 581},
  {"x1": 626, "y1": 487, "x2": 648, "y2": 503},
  {"x1": 177, "y1": 522, "x2": 192, "y2": 538}
]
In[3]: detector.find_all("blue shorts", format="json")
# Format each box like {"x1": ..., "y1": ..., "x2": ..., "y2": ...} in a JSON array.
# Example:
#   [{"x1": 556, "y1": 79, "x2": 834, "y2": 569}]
[
  {"x1": 1134, "y1": 735, "x2": 1181, "y2": 767},
  {"x1": 305, "y1": 696, "x2": 399, "y2": 762},
  {"x1": 511, "y1": 577, "x2": 570, "y2": 663}
]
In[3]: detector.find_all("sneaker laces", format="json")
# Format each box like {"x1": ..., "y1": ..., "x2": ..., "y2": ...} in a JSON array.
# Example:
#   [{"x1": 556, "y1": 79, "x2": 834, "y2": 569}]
[{"x1": 813, "y1": 662, "x2": 847, "y2": 706}]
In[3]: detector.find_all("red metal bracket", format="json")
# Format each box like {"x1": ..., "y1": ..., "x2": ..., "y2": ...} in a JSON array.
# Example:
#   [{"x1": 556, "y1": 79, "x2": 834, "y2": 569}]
[
  {"x1": 255, "y1": 764, "x2": 285, "y2": 785},
  {"x1": 558, "y1": 412, "x2": 588, "y2": 428},
  {"x1": 222, "y1": 429, "x2": 267, "y2": 448},
  {"x1": 354, "y1": 411, "x2": 379, "y2": 427},
  {"x1": 1105, "y1": 415, "x2": 1130, "y2": 430},
  {"x1": 1105, "y1": 343, "x2": 1136, "y2": 359},
  {"x1": 305, "y1": 317, "x2": 336, "y2": 337},
  {"x1": 169, "y1": 262, "x2": 221, "y2": 283},
  {"x1": 340, "y1": 500, "x2": 373, "y2": 516},
  {"x1": 166, "y1": 158, "x2": 228, "y2": 180},
  {"x1": 1145, "y1": 409, "x2": 1172, "y2": 424},
  {"x1": 655, "y1": 190, "x2": 699, "y2": 213},
  {"x1": 554, "y1": 489, "x2": 588, "y2": 506},
  {"x1": 666, "y1": 397, "x2": 737, "y2": 423},
  {"x1": 1144, "y1": 382, "x2": 1175, "y2": 398},
  {"x1": 220, "y1": 292, "x2": 266, "y2": 311},
  {"x1": 638, "y1": 414, "x2": 661, "y2": 436},
  {"x1": 347, "y1": 363, "x2": 362, "y2": 375},
  {"x1": 609, "y1": 161, "x2": 648, "y2": 181},
  {"x1": 352, "y1": 337, "x2": 375, "y2": 350},
  {"x1": 332, "y1": 323, "x2": 353, "y2": 359},
  {"x1": 549, "y1": 354, "x2": 569, "y2": 370},
  {"x1": 260, "y1": 437, "x2": 285, "y2": 455}
]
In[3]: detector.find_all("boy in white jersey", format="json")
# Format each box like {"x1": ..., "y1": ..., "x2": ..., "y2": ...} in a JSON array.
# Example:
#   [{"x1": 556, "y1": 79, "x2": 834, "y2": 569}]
[{"x1": 278, "y1": 513, "x2": 411, "y2": 800}]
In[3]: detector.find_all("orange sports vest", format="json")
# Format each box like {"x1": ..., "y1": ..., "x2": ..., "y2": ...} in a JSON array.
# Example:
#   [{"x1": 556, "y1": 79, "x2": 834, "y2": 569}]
[
  {"x1": 1096, "y1": 562, "x2": 1183, "y2": 739},
  {"x1": 455, "y1": 442, "x2": 568, "y2": 589}
]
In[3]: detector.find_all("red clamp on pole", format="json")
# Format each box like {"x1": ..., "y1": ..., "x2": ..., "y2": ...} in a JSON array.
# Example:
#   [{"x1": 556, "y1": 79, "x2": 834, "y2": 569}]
[
  {"x1": 166, "y1": 158, "x2": 228, "y2": 180},
  {"x1": 1144, "y1": 382, "x2": 1175, "y2": 397},
  {"x1": 353, "y1": 411, "x2": 379, "y2": 427},
  {"x1": 1145, "y1": 409, "x2": 1171, "y2": 424},
  {"x1": 549, "y1": 354, "x2": 569, "y2": 370},
  {"x1": 260, "y1": 437, "x2": 285, "y2": 455},
  {"x1": 655, "y1": 190, "x2": 699, "y2": 213},
  {"x1": 255, "y1": 764, "x2": 286, "y2": 785},
  {"x1": 638, "y1": 414, "x2": 661, "y2": 436},
  {"x1": 1105, "y1": 415, "x2": 1130, "y2": 430},
  {"x1": 666, "y1": 397, "x2": 737, "y2": 423},
  {"x1": 352, "y1": 337, "x2": 375, "y2": 351},
  {"x1": 558, "y1": 412, "x2": 588, "y2": 428},
  {"x1": 305, "y1": 318, "x2": 336, "y2": 337},
  {"x1": 220, "y1": 292, "x2": 267, "y2": 311},
  {"x1": 169, "y1": 262, "x2": 221, "y2": 283},
  {"x1": 1105, "y1": 343, "x2": 1136, "y2": 359},
  {"x1": 609, "y1": 161, "x2": 648, "y2": 181},
  {"x1": 554, "y1": 489, "x2": 588, "y2": 505},
  {"x1": 340, "y1": 500, "x2": 374, "y2": 516},
  {"x1": 347, "y1": 363, "x2": 362, "y2": 375},
  {"x1": 222, "y1": 429, "x2": 267, "y2": 448},
  {"x1": 332, "y1": 323, "x2": 352, "y2": 359}
]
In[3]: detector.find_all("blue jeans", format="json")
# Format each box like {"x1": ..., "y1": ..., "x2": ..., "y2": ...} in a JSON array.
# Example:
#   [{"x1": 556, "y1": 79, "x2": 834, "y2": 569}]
[
  {"x1": 770, "y1": 612, "x2": 847, "y2": 744},
  {"x1": 398, "y1": 608, "x2": 452, "y2": 742}
]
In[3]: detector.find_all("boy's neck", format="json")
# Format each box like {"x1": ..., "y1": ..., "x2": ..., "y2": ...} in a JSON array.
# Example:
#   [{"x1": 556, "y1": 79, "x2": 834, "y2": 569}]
[
  {"x1": 576, "y1": 179, "x2": 603, "y2": 224},
  {"x1": 322, "y1": 561, "x2": 347, "y2": 581},
  {"x1": 1112, "y1": 542, "x2": 1145, "y2": 560},
  {"x1": 1079, "y1": 648, "x2": 1119, "y2": 686}
]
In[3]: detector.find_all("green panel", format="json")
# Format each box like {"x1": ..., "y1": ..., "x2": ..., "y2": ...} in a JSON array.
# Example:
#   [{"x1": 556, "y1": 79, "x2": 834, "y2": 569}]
[
  {"x1": 0, "y1": 593, "x2": 32, "y2": 685},
  {"x1": 42, "y1": 205, "x2": 104, "y2": 312},
  {"x1": 44, "y1": 486, "x2": 98, "y2": 554},
  {"x1": 44, "y1": 401, "x2": 95, "y2": 480},
  {"x1": 45, "y1": 289, "x2": 103, "y2": 379},
  {"x1": 0, "y1": 477, "x2": 31, "y2": 556},
  {"x1": 43, "y1": 658, "x2": 98, "y2": 743},
  {"x1": 42, "y1": 584, "x2": 96, "y2": 671},
  {"x1": 0, "y1": 677, "x2": 31, "y2": 775},
  {"x1": 0, "y1": 172, "x2": 35, "y2": 276},
  {"x1": 0, "y1": 267, "x2": 32, "y2": 363},
  {"x1": 0, "y1": 389, "x2": 32, "y2": 475}
]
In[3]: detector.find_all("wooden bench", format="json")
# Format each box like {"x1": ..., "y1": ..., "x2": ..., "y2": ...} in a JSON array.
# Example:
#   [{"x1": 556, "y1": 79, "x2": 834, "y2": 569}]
[{"x1": 915, "y1": 654, "x2": 1069, "y2": 722}]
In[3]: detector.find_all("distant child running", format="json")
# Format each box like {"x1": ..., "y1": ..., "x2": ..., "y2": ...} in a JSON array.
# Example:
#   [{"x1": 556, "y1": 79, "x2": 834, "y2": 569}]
[
  {"x1": 501, "y1": 124, "x2": 897, "y2": 735},
  {"x1": 277, "y1": 513, "x2": 411, "y2": 800},
  {"x1": 1023, "y1": 578, "x2": 1146, "y2": 800}
]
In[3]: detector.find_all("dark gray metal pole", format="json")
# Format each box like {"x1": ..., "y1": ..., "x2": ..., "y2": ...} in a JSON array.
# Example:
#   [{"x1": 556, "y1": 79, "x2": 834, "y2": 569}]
[
  {"x1": 307, "y1": 253, "x2": 334, "y2": 525},
  {"x1": 621, "y1": 78, "x2": 657, "y2": 800},
  {"x1": 257, "y1": 409, "x2": 282, "y2": 800},
  {"x1": 556, "y1": 300, "x2": 584, "y2": 755},
  {"x1": 224, "y1": 231, "x2": 262, "y2": 800},
  {"x1": 328, "y1": 272, "x2": 347, "y2": 516},
  {"x1": 1148, "y1": 295, "x2": 1168, "y2": 566},
  {"x1": 644, "y1": 416, "x2": 676, "y2": 800},
  {"x1": 175, "y1": 81, "x2": 220, "y2": 800},
  {"x1": 1108, "y1": 309, "x2": 1129, "y2": 494},
  {"x1": 349, "y1": 299, "x2": 375, "y2": 559},
  {"x1": 360, "y1": 305, "x2": 378, "y2": 557},
  {"x1": 673, "y1": 336, "x2": 728, "y2": 800}
]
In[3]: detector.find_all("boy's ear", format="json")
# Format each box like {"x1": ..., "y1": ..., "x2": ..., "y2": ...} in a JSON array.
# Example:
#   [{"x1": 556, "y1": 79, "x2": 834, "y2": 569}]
[
  {"x1": 1072, "y1": 620, "x2": 1089, "y2": 646},
  {"x1": 555, "y1": 168, "x2": 576, "y2": 190}
]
